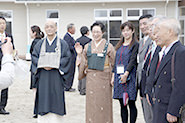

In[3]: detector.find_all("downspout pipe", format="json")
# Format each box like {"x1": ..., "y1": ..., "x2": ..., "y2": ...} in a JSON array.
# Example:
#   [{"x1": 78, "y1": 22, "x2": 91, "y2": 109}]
[
  {"x1": 25, "y1": 2, "x2": 31, "y2": 60},
  {"x1": 175, "y1": 0, "x2": 178, "y2": 19},
  {"x1": 165, "y1": 0, "x2": 169, "y2": 16}
]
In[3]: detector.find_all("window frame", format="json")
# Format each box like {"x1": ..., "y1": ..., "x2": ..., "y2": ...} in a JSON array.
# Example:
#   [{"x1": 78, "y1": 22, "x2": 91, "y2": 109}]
[
  {"x1": 0, "y1": 10, "x2": 13, "y2": 35},
  {"x1": 94, "y1": 8, "x2": 123, "y2": 45},
  {"x1": 46, "y1": 9, "x2": 60, "y2": 33},
  {"x1": 179, "y1": 6, "x2": 185, "y2": 17},
  {"x1": 179, "y1": 17, "x2": 185, "y2": 45},
  {"x1": 141, "y1": 8, "x2": 156, "y2": 17},
  {"x1": 126, "y1": 8, "x2": 156, "y2": 40},
  {"x1": 126, "y1": 8, "x2": 141, "y2": 20},
  {"x1": 179, "y1": 6, "x2": 185, "y2": 45}
]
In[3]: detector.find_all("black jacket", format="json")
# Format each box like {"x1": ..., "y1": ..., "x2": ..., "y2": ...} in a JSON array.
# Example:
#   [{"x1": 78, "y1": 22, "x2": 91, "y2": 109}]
[
  {"x1": 30, "y1": 38, "x2": 41, "y2": 55},
  {"x1": 126, "y1": 41, "x2": 139, "y2": 73},
  {"x1": 153, "y1": 41, "x2": 185, "y2": 122},
  {"x1": 76, "y1": 35, "x2": 91, "y2": 49}
]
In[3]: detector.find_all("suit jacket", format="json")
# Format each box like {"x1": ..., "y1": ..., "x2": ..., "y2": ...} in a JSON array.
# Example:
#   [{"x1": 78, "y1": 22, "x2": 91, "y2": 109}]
[
  {"x1": 136, "y1": 37, "x2": 152, "y2": 88},
  {"x1": 144, "y1": 46, "x2": 161, "y2": 95},
  {"x1": 63, "y1": 33, "x2": 76, "y2": 89},
  {"x1": 63, "y1": 32, "x2": 76, "y2": 55},
  {"x1": 5, "y1": 33, "x2": 14, "y2": 49},
  {"x1": 153, "y1": 41, "x2": 185, "y2": 123},
  {"x1": 76, "y1": 35, "x2": 91, "y2": 49}
]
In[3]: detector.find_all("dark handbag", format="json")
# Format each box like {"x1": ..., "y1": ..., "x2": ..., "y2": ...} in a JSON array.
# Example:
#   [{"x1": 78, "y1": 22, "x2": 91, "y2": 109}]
[
  {"x1": 179, "y1": 104, "x2": 185, "y2": 123},
  {"x1": 171, "y1": 48, "x2": 185, "y2": 123}
]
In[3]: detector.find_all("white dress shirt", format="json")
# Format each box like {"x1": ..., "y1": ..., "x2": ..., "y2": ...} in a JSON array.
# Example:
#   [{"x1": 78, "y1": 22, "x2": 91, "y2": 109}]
[
  {"x1": 164, "y1": 40, "x2": 179, "y2": 55},
  {"x1": 159, "y1": 46, "x2": 166, "y2": 61},
  {"x1": 0, "y1": 54, "x2": 15, "y2": 90},
  {"x1": 143, "y1": 35, "x2": 149, "y2": 45},
  {"x1": 150, "y1": 41, "x2": 157, "y2": 60},
  {"x1": 158, "y1": 40, "x2": 178, "y2": 61}
]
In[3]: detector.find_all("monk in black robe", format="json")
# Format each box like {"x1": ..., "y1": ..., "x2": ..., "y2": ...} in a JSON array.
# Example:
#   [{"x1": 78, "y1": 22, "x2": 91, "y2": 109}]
[{"x1": 31, "y1": 20, "x2": 71, "y2": 122}]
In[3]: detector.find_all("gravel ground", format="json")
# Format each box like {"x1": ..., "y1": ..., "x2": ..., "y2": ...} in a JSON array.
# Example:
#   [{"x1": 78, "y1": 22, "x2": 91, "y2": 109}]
[{"x1": 0, "y1": 61, "x2": 145, "y2": 123}]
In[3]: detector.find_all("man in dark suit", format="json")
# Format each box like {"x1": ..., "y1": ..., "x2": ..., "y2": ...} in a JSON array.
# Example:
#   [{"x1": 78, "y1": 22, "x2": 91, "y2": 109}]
[
  {"x1": 142, "y1": 17, "x2": 163, "y2": 106},
  {"x1": 152, "y1": 18, "x2": 185, "y2": 123},
  {"x1": 137, "y1": 14, "x2": 153, "y2": 123},
  {"x1": 63, "y1": 23, "x2": 76, "y2": 92},
  {"x1": 0, "y1": 16, "x2": 15, "y2": 115},
  {"x1": 76, "y1": 26, "x2": 91, "y2": 95}
]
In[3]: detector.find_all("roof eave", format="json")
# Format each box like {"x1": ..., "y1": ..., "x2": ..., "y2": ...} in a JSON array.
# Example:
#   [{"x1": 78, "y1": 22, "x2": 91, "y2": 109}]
[{"x1": 14, "y1": 0, "x2": 180, "y2": 4}]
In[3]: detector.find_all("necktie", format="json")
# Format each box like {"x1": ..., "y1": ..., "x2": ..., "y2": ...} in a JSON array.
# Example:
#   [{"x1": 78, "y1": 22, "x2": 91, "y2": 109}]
[
  {"x1": 156, "y1": 51, "x2": 165, "y2": 73},
  {"x1": 144, "y1": 44, "x2": 152, "y2": 62}
]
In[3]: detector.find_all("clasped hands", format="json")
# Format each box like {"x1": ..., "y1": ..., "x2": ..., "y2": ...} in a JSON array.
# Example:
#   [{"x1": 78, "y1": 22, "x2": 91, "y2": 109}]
[
  {"x1": 120, "y1": 71, "x2": 129, "y2": 84},
  {"x1": 44, "y1": 67, "x2": 53, "y2": 70}
]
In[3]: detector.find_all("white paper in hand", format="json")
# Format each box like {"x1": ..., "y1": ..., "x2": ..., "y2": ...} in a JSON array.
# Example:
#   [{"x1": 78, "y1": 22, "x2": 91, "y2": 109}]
[{"x1": 14, "y1": 58, "x2": 30, "y2": 81}]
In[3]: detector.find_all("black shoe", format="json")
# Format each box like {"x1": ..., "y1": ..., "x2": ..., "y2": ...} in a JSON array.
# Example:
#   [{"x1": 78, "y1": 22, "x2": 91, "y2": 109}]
[
  {"x1": 65, "y1": 88, "x2": 75, "y2": 92},
  {"x1": 0, "y1": 108, "x2": 10, "y2": 115},
  {"x1": 80, "y1": 92, "x2": 86, "y2": 95},
  {"x1": 33, "y1": 114, "x2": 38, "y2": 118}
]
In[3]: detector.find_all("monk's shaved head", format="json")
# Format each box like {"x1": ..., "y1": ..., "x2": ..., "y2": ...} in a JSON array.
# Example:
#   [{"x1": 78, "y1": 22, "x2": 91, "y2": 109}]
[
  {"x1": 45, "y1": 20, "x2": 57, "y2": 28},
  {"x1": 45, "y1": 20, "x2": 57, "y2": 37}
]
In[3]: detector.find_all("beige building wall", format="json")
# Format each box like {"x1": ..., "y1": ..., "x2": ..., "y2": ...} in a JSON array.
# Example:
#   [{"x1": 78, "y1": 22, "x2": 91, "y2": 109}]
[{"x1": 0, "y1": 1, "x2": 177, "y2": 56}]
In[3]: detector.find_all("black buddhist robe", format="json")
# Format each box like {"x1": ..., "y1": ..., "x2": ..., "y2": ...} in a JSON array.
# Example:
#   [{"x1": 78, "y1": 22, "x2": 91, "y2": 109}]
[{"x1": 31, "y1": 36, "x2": 71, "y2": 116}]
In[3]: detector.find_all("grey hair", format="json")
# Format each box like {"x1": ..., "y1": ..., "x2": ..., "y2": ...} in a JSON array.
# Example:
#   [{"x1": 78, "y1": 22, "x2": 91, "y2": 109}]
[
  {"x1": 148, "y1": 15, "x2": 166, "y2": 22},
  {"x1": 168, "y1": 18, "x2": 181, "y2": 36},
  {"x1": 153, "y1": 16, "x2": 167, "y2": 26},
  {"x1": 150, "y1": 16, "x2": 166, "y2": 32},
  {"x1": 156, "y1": 17, "x2": 181, "y2": 36},
  {"x1": 67, "y1": 23, "x2": 74, "y2": 30}
]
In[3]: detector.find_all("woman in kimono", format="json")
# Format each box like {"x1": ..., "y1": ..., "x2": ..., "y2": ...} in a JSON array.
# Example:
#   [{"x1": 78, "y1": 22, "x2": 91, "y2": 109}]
[
  {"x1": 111, "y1": 22, "x2": 139, "y2": 123},
  {"x1": 75, "y1": 22, "x2": 115, "y2": 123}
]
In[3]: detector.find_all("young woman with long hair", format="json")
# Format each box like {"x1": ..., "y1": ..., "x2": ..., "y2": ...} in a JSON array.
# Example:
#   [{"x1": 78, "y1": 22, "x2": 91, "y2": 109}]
[{"x1": 111, "y1": 21, "x2": 139, "y2": 123}]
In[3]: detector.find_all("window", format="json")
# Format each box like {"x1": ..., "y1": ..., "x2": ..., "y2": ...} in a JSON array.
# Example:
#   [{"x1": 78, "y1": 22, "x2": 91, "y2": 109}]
[
  {"x1": 110, "y1": 10, "x2": 122, "y2": 17},
  {"x1": 180, "y1": 20, "x2": 184, "y2": 35},
  {"x1": 95, "y1": 10, "x2": 107, "y2": 17},
  {"x1": 179, "y1": 18, "x2": 185, "y2": 44},
  {"x1": 47, "y1": 10, "x2": 59, "y2": 18},
  {"x1": 94, "y1": 9, "x2": 123, "y2": 46},
  {"x1": 0, "y1": 10, "x2": 13, "y2": 35},
  {"x1": 46, "y1": 10, "x2": 59, "y2": 33},
  {"x1": 179, "y1": 7, "x2": 185, "y2": 45},
  {"x1": 127, "y1": 8, "x2": 156, "y2": 40},
  {"x1": 142, "y1": 9, "x2": 155, "y2": 16},
  {"x1": 128, "y1": 10, "x2": 139, "y2": 16},
  {"x1": 179, "y1": 7, "x2": 185, "y2": 16}
]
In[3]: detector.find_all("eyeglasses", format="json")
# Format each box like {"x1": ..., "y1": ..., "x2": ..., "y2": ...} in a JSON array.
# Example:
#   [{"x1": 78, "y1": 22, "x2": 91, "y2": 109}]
[{"x1": 92, "y1": 31, "x2": 102, "y2": 34}]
